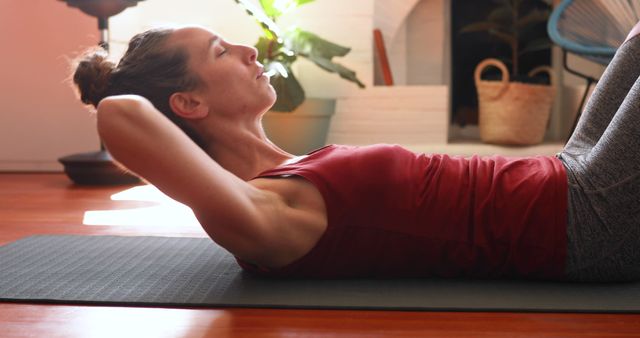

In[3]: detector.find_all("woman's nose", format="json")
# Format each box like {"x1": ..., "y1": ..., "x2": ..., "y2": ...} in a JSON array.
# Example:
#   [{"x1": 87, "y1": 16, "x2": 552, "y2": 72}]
[{"x1": 246, "y1": 46, "x2": 258, "y2": 63}]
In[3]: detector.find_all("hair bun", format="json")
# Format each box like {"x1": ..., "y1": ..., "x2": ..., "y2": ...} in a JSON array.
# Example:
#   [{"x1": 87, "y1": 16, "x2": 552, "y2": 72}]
[{"x1": 73, "y1": 48, "x2": 115, "y2": 107}]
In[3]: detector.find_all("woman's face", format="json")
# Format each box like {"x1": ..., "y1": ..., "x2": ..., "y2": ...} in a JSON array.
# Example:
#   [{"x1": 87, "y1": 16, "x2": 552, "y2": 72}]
[{"x1": 169, "y1": 26, "x2": 276, "y2": 119}]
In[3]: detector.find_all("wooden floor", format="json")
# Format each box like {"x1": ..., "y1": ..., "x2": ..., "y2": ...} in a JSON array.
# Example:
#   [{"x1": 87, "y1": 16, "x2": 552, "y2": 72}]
[{"x1": 1, "y1": 173, "x2": 639, "y2": 337}]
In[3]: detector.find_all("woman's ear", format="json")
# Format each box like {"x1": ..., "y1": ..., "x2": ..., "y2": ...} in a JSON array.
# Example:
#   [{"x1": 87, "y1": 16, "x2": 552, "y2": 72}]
[{"x1": 169, "y1": 92, "x2": 209, "y2": 120}]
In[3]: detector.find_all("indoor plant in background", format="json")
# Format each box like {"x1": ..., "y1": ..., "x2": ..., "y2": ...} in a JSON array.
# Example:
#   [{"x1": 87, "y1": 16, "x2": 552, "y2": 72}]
[
  {"x1": 234, "y1": 0, "x2": 365, "y2": 154},
  {"x1": 460, "y1": 0, "x2": 554, "y2": 145}
]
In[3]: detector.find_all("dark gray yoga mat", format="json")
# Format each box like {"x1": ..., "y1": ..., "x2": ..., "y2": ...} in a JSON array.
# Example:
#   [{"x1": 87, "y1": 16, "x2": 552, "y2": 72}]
[{"x1": 0, "y1": 235, "x2": 639, "y2": 313}]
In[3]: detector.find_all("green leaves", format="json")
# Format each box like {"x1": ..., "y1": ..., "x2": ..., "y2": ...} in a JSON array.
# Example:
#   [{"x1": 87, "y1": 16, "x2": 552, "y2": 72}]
[
  {"x1": 286, "y1": 29, "x2": 350, "y2": 59},
  {"x1": 259, "y1": 0, "x2": 315, "y2": 20},
  {"x1": 234, "y1": 0, "x2": 281, "y2": 40},
  {"x1": 458, "y1": 0, "x2": 551, "y2": 76},
  {"x1": 308, "y1": 57, "x2": 366, "y2": 88},
  {"x1": 519, "y1": 37, "x2": 552, "y2": 55},
  {"x1": 268, "y1": 64, "x2": 306, "y2": 112},
  {"x1": 488, "y1": 6, "x2": 513, "y2": 28},
  {"x1": 459, "y1": 21, "x2": 502, "y2": 34},
  {"x1": 285, "y1": 28, "x2": 365, "y2": 88},
  {"x1": 517, "y1": 8, "x2": 550, "y2": 29},
  {"x1": 235, "y1": 0, "x2": 365, "y2": 111},
  {"x1": 255, "y1": 36, "x2": 296, "y2": 64}
]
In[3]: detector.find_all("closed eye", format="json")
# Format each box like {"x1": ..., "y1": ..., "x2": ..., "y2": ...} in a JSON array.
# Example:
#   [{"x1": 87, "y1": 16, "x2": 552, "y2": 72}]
[{"x1": 210, "y1": 37, "x2": 227, "y2": 58}]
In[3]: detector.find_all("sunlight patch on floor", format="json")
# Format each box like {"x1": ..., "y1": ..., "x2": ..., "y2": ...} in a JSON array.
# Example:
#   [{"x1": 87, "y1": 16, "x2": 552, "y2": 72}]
[
  {"x1": 72, "y1": 307, "x2": 231, "y2": 338},
  {"x1": 83, "y1": 185, "x2": 200, "y2": 227}
]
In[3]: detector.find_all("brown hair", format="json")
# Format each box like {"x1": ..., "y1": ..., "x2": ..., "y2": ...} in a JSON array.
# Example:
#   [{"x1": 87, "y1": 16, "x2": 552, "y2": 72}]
[{"x1": 73, "y1": 27, "x2": 205, "y2": 148}]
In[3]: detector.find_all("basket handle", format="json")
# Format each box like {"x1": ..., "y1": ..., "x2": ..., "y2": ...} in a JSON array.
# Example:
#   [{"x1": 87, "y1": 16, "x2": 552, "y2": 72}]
[
  {"x1": 474, "y1": 58, "x2": 510, "y2": 99},
  {"x1": 528, "y1": 66, "x2": 555, "y2": 86}
]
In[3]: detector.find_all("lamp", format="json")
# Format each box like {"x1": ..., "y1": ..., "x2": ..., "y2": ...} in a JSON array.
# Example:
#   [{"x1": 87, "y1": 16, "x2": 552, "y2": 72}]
[{"x1": 58, "y1": 0, "x2": 144, "y2": 185}]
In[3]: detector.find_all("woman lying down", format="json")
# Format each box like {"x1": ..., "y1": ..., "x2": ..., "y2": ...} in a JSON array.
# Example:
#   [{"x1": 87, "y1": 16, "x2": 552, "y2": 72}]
[{"x1": 72, "y1": 23, "x2": 640, "y2": 282}]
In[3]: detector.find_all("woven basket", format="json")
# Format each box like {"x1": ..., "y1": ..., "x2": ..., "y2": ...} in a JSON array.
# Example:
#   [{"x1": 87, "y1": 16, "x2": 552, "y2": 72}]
[{"x1": 474, "y1": 58, "x2": 555, "y2": 145}]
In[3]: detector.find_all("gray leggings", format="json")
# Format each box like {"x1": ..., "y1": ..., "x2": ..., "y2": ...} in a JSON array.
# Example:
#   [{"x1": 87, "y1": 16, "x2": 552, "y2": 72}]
[{"x1": 558, "y1": 33, "x2": 640, "y2": 282}]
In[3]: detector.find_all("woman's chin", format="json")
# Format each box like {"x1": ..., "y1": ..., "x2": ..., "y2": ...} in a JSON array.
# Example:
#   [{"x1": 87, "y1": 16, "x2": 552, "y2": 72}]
[{"x1": 266, "y1": 89, "x2": 277, "y2": 108}]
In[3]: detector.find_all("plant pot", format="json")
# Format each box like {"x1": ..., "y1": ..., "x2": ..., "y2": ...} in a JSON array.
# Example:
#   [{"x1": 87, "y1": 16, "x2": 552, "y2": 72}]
[
  {"x1": 262, "y1": 98, "x2": 336, "y2": 155},
  {"x1": 474, "y1": 58, "x2": 555, "y2": 146}
]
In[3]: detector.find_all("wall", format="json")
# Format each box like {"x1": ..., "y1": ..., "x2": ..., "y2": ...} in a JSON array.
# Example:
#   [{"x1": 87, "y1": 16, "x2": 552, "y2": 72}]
[
  {"x1": 108, "y1": 0, "x2": 373, "y2": 97},
  {"x1": 374, "y1": 0, "x2": 451, "y2": 85},
  {"x1": 0, "y1": 0, "x2": 608, "y2": 171},
  {"x1": 0, "y1": 0, "x2": 100, "y2": 171},
  {"x1": 374, "y1": 0, "x2": 449, "y2": 86},
  {"x1": 0, "y1": 0, "x2": 373, "y2": 171},
  {"x1": 405, "y1": 0, "x2": 448, "y2": 85}
]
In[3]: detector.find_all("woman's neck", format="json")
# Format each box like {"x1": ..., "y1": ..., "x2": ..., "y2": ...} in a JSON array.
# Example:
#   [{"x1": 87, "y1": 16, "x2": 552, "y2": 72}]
[{"x1": 200, "y1": 118, "x2": 293, "y2": 181}]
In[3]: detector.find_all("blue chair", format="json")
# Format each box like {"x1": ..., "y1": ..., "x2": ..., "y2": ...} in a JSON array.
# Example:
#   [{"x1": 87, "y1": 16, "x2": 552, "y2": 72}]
[{"x1": 547, "y1": 0, "x2": 640, "y2": 139}]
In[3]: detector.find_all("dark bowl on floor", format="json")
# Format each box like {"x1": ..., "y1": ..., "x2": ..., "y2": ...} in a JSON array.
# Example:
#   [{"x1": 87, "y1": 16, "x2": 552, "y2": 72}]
[{"x1": 59, "y1": 150, "x2": 140, "y2": 185}]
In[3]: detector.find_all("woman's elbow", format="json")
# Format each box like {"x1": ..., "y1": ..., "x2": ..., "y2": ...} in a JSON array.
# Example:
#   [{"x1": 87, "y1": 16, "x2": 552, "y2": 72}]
[{"x1": 96, "y1": 95, "x2": 146, "y2": 141}]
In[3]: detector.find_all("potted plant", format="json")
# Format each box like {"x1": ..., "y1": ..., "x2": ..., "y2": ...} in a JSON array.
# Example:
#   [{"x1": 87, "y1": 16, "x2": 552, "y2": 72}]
[
  {"x1": 460, "y1": 0, "x2": 555, "y2": 145},
  {"x1": 234, "y1": 0, "x2": 365, "y2": 154}
]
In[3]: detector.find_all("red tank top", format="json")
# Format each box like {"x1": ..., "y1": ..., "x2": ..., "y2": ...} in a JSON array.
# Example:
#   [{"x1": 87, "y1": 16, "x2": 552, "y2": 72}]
[{"x1": 237, "y1": 144, "x2": 568, "y2": 279}]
